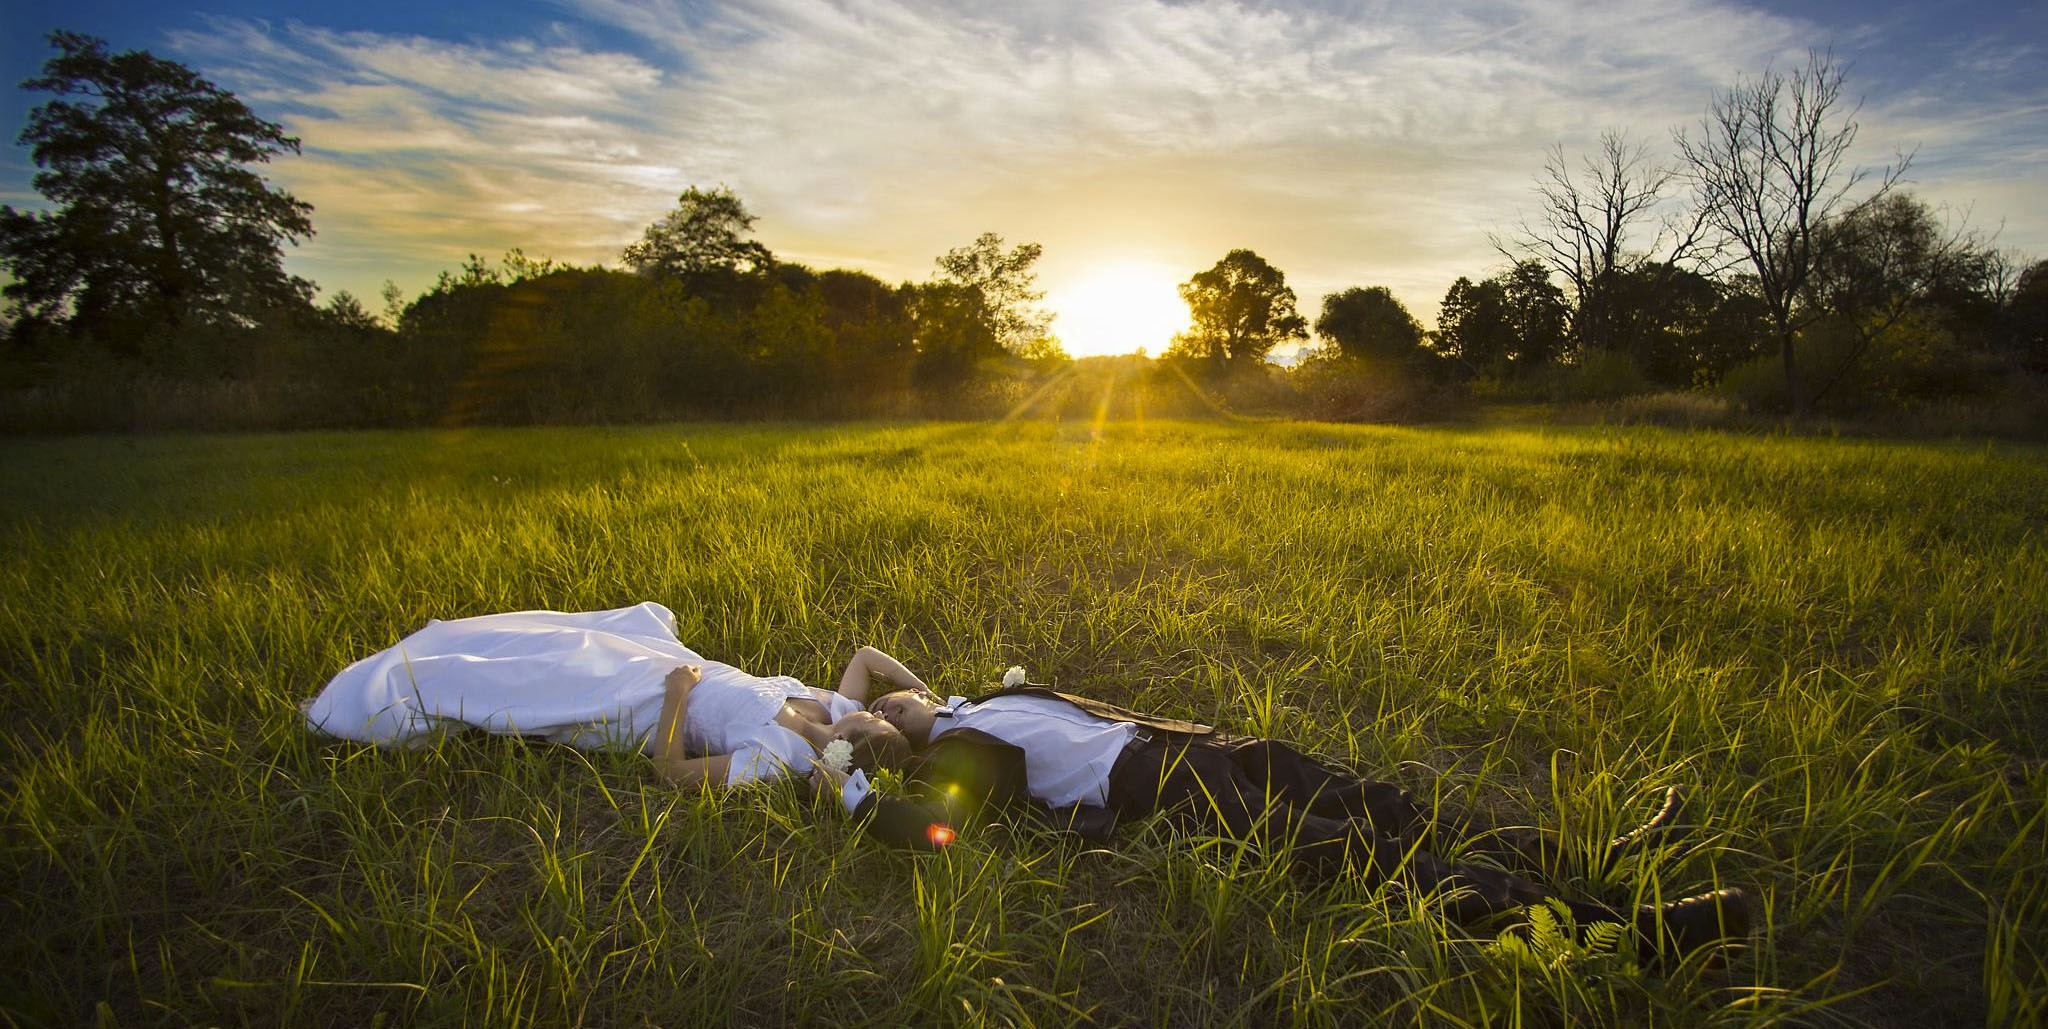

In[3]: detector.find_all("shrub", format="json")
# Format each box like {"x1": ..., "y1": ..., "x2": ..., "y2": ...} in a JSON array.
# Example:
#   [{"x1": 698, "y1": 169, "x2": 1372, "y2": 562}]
[
  {"x1": 1599, "y1": 391, "x2": 1740, "y2": 430},
  {"x1": 1551, "y1": 349, "x2": 1650, "y2": 402},
  {"x1": 1292, "y1": 354, "x2": 1463, "y2": 422}
]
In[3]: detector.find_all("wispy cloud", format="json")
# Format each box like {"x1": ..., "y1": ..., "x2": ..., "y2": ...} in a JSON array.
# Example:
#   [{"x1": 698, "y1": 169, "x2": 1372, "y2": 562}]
[{"x1": 164, "y1": 0, "x2": 2045, "y2": 322}]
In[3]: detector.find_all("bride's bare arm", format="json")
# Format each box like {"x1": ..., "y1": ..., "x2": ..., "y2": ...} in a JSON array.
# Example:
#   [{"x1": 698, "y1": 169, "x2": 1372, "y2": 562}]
[
  {"x1": 836, "y1": 645, "x2": 927, "y2": 703},
  {"x1": 659, "y1": 754, "x2": 732, "y2": 787},
  {"x1": 652, "y1": 665, "x2": 702, "y2": 776}
]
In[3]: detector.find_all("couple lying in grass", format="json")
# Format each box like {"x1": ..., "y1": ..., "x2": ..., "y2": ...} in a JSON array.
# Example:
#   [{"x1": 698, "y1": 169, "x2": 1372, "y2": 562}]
[{"x1": 303, "y1": 602, "x2": 1750, "y2": 966}]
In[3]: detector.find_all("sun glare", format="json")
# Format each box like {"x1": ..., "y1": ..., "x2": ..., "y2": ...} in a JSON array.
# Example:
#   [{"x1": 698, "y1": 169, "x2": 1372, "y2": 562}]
[{"x1": 1048, "y1": 263, "x2": 1190, "y2": 357}]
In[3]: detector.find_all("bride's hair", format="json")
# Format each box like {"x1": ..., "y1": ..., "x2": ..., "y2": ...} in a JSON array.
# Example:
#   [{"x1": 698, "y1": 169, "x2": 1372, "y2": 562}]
[{"x1": 845, "y1": 719, "x2": 912, "y2": 775}]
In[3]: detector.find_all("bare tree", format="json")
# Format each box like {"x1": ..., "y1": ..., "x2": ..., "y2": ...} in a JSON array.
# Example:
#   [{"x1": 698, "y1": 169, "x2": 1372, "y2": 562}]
[
  {"x1": 1676, "y1": 50, "x2": 1905, "y2": 414},
  {"x1": 1497, "y1": 130, "x2": 1685, "y2": 358}
]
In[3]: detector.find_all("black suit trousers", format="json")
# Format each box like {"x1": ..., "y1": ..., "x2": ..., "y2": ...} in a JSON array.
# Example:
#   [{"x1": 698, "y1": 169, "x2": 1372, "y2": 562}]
[{"x1": 1103, "y1": 733, "x2": 1611, "y2": 926}]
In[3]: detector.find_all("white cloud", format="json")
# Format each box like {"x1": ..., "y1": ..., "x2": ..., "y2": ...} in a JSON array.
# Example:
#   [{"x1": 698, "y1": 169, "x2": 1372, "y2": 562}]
[{"x1": 161, "y1": 0, "x2": 2046, "y2": 332}]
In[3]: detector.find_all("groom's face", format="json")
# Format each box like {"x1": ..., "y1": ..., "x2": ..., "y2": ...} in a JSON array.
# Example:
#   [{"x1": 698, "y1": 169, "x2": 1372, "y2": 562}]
[{"x1": 872, "y1": 690, "x2": 938, "y2": 746}]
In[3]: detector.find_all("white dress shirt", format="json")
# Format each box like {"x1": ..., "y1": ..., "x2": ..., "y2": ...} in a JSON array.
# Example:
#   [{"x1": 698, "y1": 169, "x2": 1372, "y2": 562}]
[{"x1": 840, "y1": 693, "x2": 1139, "y2": 814}]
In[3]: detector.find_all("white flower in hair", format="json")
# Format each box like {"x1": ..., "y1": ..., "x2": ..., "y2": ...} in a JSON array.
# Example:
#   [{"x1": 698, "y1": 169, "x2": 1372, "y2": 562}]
[
  {"x1": 821, "y1": 738, "x2": 855, "y2": 773},
  {"x1": 1003, "y1": 666, "x2": 1027, "y2": 688}
]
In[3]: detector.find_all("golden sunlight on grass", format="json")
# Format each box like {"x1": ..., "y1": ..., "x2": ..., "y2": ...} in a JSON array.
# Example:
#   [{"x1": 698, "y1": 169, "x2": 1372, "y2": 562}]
[{"x1": 1046, "y1": 261, "x2": 1191, "y2": 357}]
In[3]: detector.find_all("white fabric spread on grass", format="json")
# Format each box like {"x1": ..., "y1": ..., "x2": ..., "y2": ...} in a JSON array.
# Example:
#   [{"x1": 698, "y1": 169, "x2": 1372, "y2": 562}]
[{"x1": 301, "y1": 602, "x2": 854, "y2": 785}]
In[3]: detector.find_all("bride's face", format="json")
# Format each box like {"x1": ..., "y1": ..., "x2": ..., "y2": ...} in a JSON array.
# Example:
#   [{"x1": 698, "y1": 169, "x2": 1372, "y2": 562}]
[{"x1": 872, "y1": 690, "x2": 938, "y2": 744}]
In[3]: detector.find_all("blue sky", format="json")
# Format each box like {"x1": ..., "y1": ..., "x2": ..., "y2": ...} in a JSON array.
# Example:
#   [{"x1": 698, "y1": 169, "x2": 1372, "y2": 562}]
[{"x1": 4, "y1": 0, "x2": 2043, "y2": 354}]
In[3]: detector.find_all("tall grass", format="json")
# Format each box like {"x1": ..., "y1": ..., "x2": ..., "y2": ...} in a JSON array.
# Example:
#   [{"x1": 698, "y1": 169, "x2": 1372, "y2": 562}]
[{"x1": 1, "y1": 420, "x2": 2042, "y2": 1025}]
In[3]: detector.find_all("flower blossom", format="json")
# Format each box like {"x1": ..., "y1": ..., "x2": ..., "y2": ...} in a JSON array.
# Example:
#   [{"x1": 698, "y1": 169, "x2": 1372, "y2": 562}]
[{"x1": 821, "y1": 738, "x2": 855, "y2": 773}]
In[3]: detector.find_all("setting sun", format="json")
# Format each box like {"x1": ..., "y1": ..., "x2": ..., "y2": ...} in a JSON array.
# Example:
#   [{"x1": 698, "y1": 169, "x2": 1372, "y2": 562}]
[{"x1": 1047, "y1": 262, "x2": 1191, "y2": 357}]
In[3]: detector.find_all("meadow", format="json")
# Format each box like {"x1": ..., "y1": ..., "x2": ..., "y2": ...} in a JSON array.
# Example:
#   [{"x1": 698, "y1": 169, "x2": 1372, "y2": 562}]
[{"x1": 1, "y1": 419, "x2": 2042, "y2": 1026}]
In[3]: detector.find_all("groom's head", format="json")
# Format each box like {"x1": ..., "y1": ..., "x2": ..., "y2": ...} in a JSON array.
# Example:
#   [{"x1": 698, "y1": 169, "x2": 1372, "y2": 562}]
[{"x1": 871, "y1": 689, "x2": 940, "y2": 747}]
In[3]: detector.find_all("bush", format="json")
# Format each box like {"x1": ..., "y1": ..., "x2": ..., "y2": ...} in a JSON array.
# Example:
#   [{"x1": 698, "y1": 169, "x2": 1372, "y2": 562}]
[
  {"x1": 1721, "y1": 315, "x2": 2017, "y2": 416},
  {"x1": 1292, "y1": 354, "x2": 1464, "y2": 422},
  {"x1": 1598, "y1": 391, "x2": 1740, "y2": 430},
  {"x1": 1550, "y1": 349, "x2": 1650, "y2": 402},
  {"x1": 1718, "y1": 351, "x2": 1791, "y2": 413}
]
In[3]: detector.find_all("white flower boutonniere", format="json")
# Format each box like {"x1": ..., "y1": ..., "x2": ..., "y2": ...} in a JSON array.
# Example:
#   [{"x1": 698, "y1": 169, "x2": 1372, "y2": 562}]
[
  {"x1": 1003, "y1": 666, "x2": 1027, "y2": 688},
  {"x1": 821, "y1": 738, "x2": 855, "y2": 773}
]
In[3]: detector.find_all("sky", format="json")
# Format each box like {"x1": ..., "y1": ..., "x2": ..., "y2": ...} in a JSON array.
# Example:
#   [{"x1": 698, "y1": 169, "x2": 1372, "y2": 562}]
[{"x1": 3, "y1": 0, "x2": 2044, "y2": 356}]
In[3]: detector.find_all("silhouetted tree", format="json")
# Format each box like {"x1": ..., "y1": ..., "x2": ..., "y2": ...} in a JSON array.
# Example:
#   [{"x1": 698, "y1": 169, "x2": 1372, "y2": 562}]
[
  {"x1": 815, "y1": 269, "x2": 915, "y2": 403},
  {"x1": 1171, "y1": 249, "x2": 1307, "y2": 371},
  {"x1": 1315, "y1": 286, "x2": 1425, "y2": 363},
  {"x1": 1677, "y1": 50, "x2": 1906, "y2": 413},
  {"x1": 1499, "y1": 260, "x2": 1570, "y2": 369},
  {"x1": 930, "y1": 232, "x2": 1051, "y2": 354},
  {"x1": 1805, "y1": 193, "x2": 1986, "y2": 335},
  {"x1": 1436, "y1": 263, "x2": 1569, "y2": 377},
  {"x1": 1800, "y1": 192, "x2": 2001, "y2": 405},
  {"x1": 1436, "y1": 276, "x2": 1513, "y2": 376},
  {"x1": 320, "y1": 291, "x2": 383, "y2": 334},
  {"x1": 1605, "y1": 263, "x2": 1763, "y2": 386},
  {"x1": 2005, "y1": 259, "x2": 2048, "y2": 373},
  {"x1": 911, "y1": 281, "x2": 1001, "y2": 386},
  {"x1": 621, "y1": 185, "x2": 773, "y2": 279},
  {"x1": 0, "y1": 31, "x2": 314, "y2": 340}
]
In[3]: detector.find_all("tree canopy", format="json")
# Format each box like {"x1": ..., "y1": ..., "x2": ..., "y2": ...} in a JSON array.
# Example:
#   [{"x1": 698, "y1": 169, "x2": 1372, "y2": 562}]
[
  {"x1": 0, "y1": 31, "x2": 315, "y2": 337},
  {"x1": 1171, "y1": 249, "x2": 1307, "y2": 369},
  {"x1": 929, "y1": 232, "x2": 1052, "y2": 354},
  {"x1": 1315, "y1": 286, "x2": 1425, "y2": 363},
  {"x1": 1435, "y1": 261, "x2": 1569, "y2": 376},
  {"x1": 620, "y1": 186, "x2": 774, "y2": 279}
]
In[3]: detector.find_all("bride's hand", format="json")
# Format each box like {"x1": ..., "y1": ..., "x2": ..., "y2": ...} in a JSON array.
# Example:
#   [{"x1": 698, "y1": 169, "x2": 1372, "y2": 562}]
[
  {"x1": 808, "y1": 756, "x2": 850, "y2": 805},
  {"x1": 666, "y1": 664, "x2": 703, "y2": 690}
]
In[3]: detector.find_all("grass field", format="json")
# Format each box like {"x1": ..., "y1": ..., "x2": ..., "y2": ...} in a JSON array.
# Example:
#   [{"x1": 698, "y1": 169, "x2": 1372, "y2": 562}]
[{"x1": 2, "y1": 419, "x2": 2043, "y2": 1026}]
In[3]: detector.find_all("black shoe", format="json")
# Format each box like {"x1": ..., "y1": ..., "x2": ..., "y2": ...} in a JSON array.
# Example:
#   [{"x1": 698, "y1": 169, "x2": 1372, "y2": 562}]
[
  {"x1": 1603, "y1": 786, "x2": 1688, "y2": 873},
  {"x1": 1633, "y1": 886, "x2": 1751, "y2": 965}
]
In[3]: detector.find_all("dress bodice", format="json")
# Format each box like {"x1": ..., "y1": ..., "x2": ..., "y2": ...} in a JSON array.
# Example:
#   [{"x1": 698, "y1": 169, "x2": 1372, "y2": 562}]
[{"x1": 681, "y1": 665, "x2": 862, "y2": 783}]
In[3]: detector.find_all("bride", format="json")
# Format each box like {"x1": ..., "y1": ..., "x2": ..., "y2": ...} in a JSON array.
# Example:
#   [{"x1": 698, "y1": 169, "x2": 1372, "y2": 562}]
[{"x1": 302, "y1": 601, "x2": 915, "y2": 786}]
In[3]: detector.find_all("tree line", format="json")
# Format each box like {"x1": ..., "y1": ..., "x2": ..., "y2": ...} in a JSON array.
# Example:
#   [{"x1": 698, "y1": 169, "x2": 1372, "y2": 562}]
[{"x1": 2, "y1": 33, "x2": 2042, "y2": 431}]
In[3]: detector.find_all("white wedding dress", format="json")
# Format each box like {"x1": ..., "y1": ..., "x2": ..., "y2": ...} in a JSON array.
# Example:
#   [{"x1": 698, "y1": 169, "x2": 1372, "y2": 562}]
[{"x1": 302, "y1": 602, "x2": 857, "y2": 784}]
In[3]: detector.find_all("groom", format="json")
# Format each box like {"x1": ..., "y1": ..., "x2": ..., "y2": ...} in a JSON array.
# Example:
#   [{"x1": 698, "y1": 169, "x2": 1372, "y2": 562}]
[{"x1": 815, "y1": 680, "x2": 1751, "y2": 963}]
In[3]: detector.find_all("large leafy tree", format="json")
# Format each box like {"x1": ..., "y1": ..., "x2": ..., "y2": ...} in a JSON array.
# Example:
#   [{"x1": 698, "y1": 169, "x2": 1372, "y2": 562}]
[
  {"x1": 1436, "y1": 262, "x2": 1570, "y2": 376},
  {"x1": 0, "y1": 32, "x2": 315, "y2": 336},
  {"x1": 910, "y1": 281, "x2": 1001, "y2": 385},
  {"x1": 1436, "y1": 276, "x2": 1513, "y2": 375},
  {"x1": 908, "y1": 232, "x2": 1051, "y2": 385},
  {"x1": 1315, "y1": 286, "x2": 1424, "y2": 363},
  {"x1": 2005, "y1": 260, "x2": 2048, "y2": 373},
  {"x1": 1497, "y1": 259, "x2": 1570, "y2": 369},
  {"x1": 929, "y1": 232, "x2": 1051, "y2": 354},
  {"x1": 1804, "y1": 193, "x2": 1987, "y2": 340},
  {"x1": 620, "y1": 185, "x2": 774, "y2": 279},
  {"x1": 1171, "y1": 249, "x2": 1306, "y2": 369}
]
